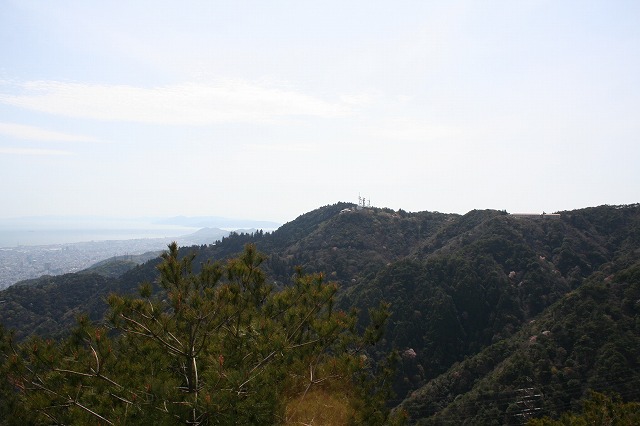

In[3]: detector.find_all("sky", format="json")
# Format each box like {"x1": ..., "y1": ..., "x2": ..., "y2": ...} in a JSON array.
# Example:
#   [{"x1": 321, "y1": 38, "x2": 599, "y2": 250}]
[{"x1": 1, "y1": 0, "x2": 639, "y2": 224}]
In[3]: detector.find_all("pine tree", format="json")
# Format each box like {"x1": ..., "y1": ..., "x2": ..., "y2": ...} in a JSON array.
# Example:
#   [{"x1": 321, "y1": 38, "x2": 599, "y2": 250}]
[{"x1": 1, "y1": 243, "x2": 401, "y2": 425}]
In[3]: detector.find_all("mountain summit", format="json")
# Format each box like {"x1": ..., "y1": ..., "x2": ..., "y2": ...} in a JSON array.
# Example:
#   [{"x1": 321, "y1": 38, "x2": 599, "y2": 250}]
[{"x1": 2, "y1": 202, "x2": 640, "y2": 423}]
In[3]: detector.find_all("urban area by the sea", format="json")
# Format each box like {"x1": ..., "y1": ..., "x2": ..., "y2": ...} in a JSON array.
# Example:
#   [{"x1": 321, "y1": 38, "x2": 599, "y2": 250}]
[{"x1": 0, "y1": 216, "x2": 280, "y2": 290}]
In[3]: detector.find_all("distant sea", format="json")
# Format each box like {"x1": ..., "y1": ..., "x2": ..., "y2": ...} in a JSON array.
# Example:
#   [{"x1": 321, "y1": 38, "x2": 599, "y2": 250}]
[{"x1": 0, "y1": 226, "x2": 198, "y2": 248}]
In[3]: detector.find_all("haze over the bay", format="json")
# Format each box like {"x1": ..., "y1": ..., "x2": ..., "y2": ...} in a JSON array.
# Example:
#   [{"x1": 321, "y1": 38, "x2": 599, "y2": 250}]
[{"x1": 1, "y1": 1, "x2": 639, "y2": 224}]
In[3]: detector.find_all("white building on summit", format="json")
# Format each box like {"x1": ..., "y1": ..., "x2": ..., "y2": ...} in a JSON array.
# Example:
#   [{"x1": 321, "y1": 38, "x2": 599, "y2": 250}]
[{"x1": 510, "y1": 212, "x2": 561, "y2": 219}]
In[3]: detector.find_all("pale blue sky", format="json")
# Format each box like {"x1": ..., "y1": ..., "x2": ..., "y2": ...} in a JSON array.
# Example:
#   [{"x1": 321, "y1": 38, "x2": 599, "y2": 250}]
[{"x1": 1, "y1": 0, "x2": 639, "y2": 223}]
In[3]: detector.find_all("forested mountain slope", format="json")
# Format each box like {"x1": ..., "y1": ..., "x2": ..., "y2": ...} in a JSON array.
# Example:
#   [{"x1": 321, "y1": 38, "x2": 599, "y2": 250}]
[
  {"x1": 1, "y1": 202, "x2": 639, "y2": 423},
  {"x1": 398, "y1": 258, "x2": 640, "y2": 424}
]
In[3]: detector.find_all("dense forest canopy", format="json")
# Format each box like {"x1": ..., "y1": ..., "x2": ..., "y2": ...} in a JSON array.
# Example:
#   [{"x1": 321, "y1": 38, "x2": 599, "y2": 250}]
[{"x1": 2, "y1": 202, "x2": 640, "y2": 424}]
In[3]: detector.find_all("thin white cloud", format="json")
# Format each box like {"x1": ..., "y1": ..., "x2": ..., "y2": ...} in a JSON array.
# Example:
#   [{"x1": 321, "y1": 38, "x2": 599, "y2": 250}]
[
  {"x1": 0, "y1": 80, "x2": 354, "y2": 125},
  {"x1": 339, "y1": 92, "x2": 378, "y2": 107},
  {"x1": 365, "y1": 117, "x2": 463, "y2": 142},
  {"x1": 245, "y1": 142, "x2": 318, "y2": 154},
  {"x1": 0, "y1": 122, "x2": 98, "y2": 143},
  {"x1": 0, "y1": 147, "x2": 73, "y2": 156}
]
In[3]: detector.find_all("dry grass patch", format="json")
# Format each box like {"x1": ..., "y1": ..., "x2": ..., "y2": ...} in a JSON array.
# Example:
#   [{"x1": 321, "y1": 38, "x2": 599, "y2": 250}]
[{"x1": 284, "y1": 387, "x2": 355, "y2": 425}]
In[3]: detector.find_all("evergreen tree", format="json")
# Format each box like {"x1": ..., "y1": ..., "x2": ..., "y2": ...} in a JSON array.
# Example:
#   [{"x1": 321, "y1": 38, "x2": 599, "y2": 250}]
[{"x1": 0, "y1": 243, "x2": 400, "y2": 425}]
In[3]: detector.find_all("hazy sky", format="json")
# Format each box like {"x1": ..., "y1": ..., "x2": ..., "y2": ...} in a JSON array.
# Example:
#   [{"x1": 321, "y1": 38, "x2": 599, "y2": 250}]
[{"x1": 1, "y1": 1, "x2": 639, "y2": 224}]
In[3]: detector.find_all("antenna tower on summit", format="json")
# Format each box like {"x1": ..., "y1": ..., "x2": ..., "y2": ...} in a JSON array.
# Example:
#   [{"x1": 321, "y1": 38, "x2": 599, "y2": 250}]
[{"x1": 357, "y1": 194, "x2": 371, "y2": 210}]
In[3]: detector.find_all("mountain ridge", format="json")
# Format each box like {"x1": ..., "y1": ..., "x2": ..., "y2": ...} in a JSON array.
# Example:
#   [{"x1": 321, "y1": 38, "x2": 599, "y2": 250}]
[{"x1": 1, "y1": 202, "x2": 639, "y2": 423}]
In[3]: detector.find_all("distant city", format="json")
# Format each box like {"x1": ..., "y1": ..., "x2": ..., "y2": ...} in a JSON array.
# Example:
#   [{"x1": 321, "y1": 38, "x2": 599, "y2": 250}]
[{"x1": 0, "y1": 216, "x2": 281, "y2": 290}]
